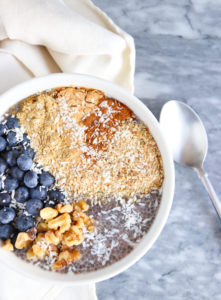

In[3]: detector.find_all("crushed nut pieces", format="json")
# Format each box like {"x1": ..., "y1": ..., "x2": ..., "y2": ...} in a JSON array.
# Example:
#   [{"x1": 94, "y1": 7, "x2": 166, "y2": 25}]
[
  {"x1": 3, "y1": 201, "x2": 93, "y2": 271},
  {"x1": 2, "y1": 239, "x2": 13, "y2": 251}
]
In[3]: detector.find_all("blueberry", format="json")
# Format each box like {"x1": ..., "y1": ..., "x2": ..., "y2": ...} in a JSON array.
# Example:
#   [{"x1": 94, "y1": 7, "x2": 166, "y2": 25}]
[
  {"x1": 0, "y1": 179, "x2": 2, "y2": 191},
  {"x1": 16, "y1": 214, "x2": 35, "y2": 231},
  {"x1": 39, "y1": 172, "x2": 55, "y2": 187},
  {"x1": 23, "y1": 147, "x2": 35, "y2": 159},
  {"x1": 48, "y1": 190, "x2": 59, "y2": 201},
  {"x1": 0, "y1": 151, "x2": 7, "y2": 160},
  {"x1": 6, "y1": 131, "x2": 19, "y2": 147},
  {"x1": 11, "y1": 232, "x2": 18, "y2": 247},
  {"x1": 58, "y1": 193, "x2": 65, "y2": 202},
  {"x1": 0, "y1": 124, "x2": 7, "y2": 136},
  {"x1": 0, "y1": 157, "x2": 7, "y2": 174},
  {"x1": 30, "y1": 186, "x2": 47, "y2": 200},
  {"x1": 4, "y1": 176, "x2": 19, "y2": 192},
  {"x1": 0, "y1": 224, "x2": 15, "y2": 239},
  {"x1": 0, "y1": 193, "x2": 11, "y2": 206},
  {"x1": 48, "y1": 189, "x2": 65, "y2": 203},
  {"x1": 6, "y1": 117, "x2": 19, "y2": 129},
  {"x1": 15, "y1": 187, "x2": 29, "y2": 203},
  {"x1": 24, "y1": 171, "x2": 38, "y2": 188},
  {"x1": 22, "y1": 133, "x2": 30, "y2": 145},
  {"x1": 11, "y1": 167, "x2": 24, "y2": 180},
  {"x1": 44, "y1": 201, "x2": 56, "y2": 208},
  {"x1": 17, "y1": 154, "x2": 33, "y2": 171},
  {"x1": 26, "y1": 199, "x2": 43, "y2": 216},
  {"x1": 0, "y1": 207, "x2": 15, "y2": 224},
  {"x1": 5, "y1": 150, "x2": 19, "y2": 166},
  {"x1": 0, "y1": 136, "x2": 6, "y2": 152}
]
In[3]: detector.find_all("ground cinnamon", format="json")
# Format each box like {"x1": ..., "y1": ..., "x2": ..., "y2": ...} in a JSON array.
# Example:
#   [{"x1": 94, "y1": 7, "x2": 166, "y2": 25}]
[{"x1": 82, "y1": 98, "x2": 133, "y2": 152}]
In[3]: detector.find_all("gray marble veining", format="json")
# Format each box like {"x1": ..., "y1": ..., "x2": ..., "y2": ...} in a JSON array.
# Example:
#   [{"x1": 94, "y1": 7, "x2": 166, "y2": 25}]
[{"x1": 93, "y1": 0, "x2": 221, "y2": 299}]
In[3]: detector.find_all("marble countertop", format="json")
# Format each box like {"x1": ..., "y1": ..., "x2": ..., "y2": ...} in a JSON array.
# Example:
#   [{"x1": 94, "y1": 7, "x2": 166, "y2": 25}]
[{"x1": 94, "y1": 1, "x2": 221, "y2": 299}]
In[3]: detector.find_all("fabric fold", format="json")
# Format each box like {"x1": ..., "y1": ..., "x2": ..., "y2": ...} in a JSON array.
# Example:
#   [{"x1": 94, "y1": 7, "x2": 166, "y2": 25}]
[{"x1": 0, "y1": 0, "x2": 135, "y2": 92}]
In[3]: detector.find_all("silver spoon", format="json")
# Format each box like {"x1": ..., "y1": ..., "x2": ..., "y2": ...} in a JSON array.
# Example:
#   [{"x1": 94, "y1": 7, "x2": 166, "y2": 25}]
[{"x1": 160, "y1": 100, "x2": 221, "y2": 220}]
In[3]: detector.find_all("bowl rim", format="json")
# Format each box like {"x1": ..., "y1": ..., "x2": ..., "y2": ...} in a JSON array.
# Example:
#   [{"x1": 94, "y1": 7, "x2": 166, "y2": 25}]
[{"x1": 0, "y1": 73, "x2": 174, "y2": 285}]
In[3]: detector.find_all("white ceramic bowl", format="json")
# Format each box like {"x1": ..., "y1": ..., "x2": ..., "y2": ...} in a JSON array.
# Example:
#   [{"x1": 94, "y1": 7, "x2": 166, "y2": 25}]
[{"x1": 0, "y1": 73, "x2": 174, "y2": 285}]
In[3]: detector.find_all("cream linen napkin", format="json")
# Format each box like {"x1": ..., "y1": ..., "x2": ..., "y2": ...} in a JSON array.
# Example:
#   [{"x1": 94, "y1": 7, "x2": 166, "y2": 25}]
[
  {"x1": 0, "y1": 0, "x2": 135, "y2": 92},
  {"x1": 0, "y1": 0, "x2": 135, "y2": 299}
]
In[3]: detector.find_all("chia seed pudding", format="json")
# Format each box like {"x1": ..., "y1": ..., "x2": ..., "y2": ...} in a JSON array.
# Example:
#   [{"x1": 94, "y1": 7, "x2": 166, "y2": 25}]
[{"x1": 0, "y1": 86, "x2": 164, "y2": 273}]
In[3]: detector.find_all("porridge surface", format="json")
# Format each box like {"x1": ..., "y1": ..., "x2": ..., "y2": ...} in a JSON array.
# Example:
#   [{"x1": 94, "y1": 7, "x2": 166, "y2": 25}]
[{"x1": 16, "y1": 190, "x2": 161, "y2": 273}]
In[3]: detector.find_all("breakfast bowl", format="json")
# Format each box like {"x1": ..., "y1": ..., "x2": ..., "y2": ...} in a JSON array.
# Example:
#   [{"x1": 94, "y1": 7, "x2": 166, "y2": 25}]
[{"x1": 0, "y1": 73, "x2": 174, "y2": 285}]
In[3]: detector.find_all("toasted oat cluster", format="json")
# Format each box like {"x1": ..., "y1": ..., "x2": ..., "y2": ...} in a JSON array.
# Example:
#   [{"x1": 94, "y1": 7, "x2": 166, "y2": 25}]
[{"x1": 5, "y1": 201, "x2": 94, "y2": 270}]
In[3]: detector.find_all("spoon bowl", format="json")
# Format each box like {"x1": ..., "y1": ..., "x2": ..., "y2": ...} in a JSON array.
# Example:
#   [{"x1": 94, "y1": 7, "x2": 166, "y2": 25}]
[
  {"x1": 160, "y1": 100, "x2": 208, "y2": 168},
  {"x1": 160, "y1": 100, "x2": 221, "y2": 220}
]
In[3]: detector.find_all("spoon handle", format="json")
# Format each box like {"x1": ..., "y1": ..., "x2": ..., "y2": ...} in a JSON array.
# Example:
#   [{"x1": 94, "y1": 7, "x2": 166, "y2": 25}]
[{"x1": 196, "y1": 167, "x2": 221, "y2": 220}]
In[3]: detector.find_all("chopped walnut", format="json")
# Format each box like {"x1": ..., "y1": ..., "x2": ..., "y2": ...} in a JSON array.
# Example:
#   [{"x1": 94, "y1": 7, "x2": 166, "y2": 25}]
[
  {"x1": 15, "y1": 232, "x2": 31, "y2": 249},
  {"x1": 2, "y1": 239, "x2": 13, "y2": 251},
  {"x1": 48, "y1": 213, "x2": 71, "y2": 230},
  {"x1": 32, "y1": 244, "x2": 46, "y2": 258},
  {"x1": 40, "y1": 207, "x2": 58, "y2": 220},
  {"x1": 52, "y1": 259, "x2": 67, "y2": 271},
  {"x1": 45, "y1": 230, "x2": 60, "y2": 245},
  {"x1": 23, "y1": 201, "x2": 94, "y2": 270},
  {"x1": 56, "y1": 203, "x2": 73, "y2": 214},
  {"x1": 37, "y1": 222, "x2": 48, "y2": 232}
]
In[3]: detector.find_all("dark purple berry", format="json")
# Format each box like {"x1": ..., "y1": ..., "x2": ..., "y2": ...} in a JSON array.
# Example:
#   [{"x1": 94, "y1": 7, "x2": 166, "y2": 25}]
[
  {"x1": 0, "y1": 192, "x2": 11, "y2": 206},
  {"x1": 17, "y1": 154, "x2": 33, "y2": 171},
  {"x1": 4, "y1": 176, "x2": 19, "y2": 192},
  {"x1": 6, "y1": 117, "x2": 19, "y2": 129},
  {"x1": 0, "y1": 207, "x2": 15, "y2": 224},
  {"x1": 21, "y1": 133, "x2": 30, "y2": 145},
  {"x1": 15, "y1": 187, "x2": 29, "y2": 203},
  {"x1": 44, "y1": 201, "x2": 56, "y2": 208},
  {"x1": 0, "y1": 224, "x2": 15, "y2": 239},
  {"x1": 11, "y1": 166, "x2": 24, "y2": 180},
  {"x1": 39, "y1": 172, "x2": 55, "y2": 187},
  {"x1": 0, "y1": 136, "x2": 6, "y2": 151},
  {"x1": 26, "y1": 199, "x2": 43, "y2": 216},
  {"x1": 23, "y1": 147, "x2": 35, "y2": 159},
  {"x1": 6, "y1": 131, "x2": 19, "y2": 147},
  {"x1": 16, "y1": 215, "x2": 35, "y2": 232},
  {"x1": 48, "y1": 189, "x2": 65, "y2": 203},
  {"x1": 30, "y1": 186, "x2": 47, "y2": 200},
  {"x1": 0, "y1": 157, "x2": 7, "y2": 174},
  {"x1": 5, "y1": 150, "x2": 19, "y2": 167},
  {"x1": 0, "y1": 124, "x2": 7, "y2": 136},
  {"x1": 24, "y1": 171, "x2": 38, "y2": 188}
]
